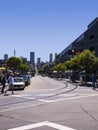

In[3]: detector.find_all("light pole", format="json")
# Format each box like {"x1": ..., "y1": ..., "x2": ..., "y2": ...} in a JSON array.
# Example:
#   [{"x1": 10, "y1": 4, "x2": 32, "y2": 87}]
[{"x1": 13, "y1": 50, "x2": 16, "y2": 74}]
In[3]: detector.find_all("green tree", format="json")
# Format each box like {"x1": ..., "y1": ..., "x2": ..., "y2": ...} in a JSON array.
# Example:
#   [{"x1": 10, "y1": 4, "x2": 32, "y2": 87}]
[
  {"x1": 65, "y1": 49, "x2": 98, "y2": 71},
  {"x1": 65, "y1": 49, "x2": 98, "y2": 82},
  {"x1": 18, "y1": 64, "x2": 29, "y2": 74},
  {"x1": 52, "y1": 63, "x2": 66, "y2": 73},
  {"x1": 65, "y1": 54, "x2": 80, "y2": 71},
  {"x1": 6, "y1": 57, "x2": 22, "y2": 72},
  {"x1": 44, "y1": 64, "x2": 49, "y2": 74},
  {"x1": 78, "y1": 49, "x2": 97, "y2": 70}
]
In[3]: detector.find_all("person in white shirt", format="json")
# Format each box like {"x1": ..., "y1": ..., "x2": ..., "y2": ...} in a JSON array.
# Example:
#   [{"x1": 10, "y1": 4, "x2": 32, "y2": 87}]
[{"x1": 5, "y1": 74, "x2": 14, "y2": 94}]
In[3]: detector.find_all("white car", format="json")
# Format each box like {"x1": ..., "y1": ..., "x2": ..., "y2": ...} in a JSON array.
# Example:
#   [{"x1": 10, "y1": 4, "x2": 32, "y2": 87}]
[{"x1": 13, "y1": 77, "x2": 25, "y2": 90}]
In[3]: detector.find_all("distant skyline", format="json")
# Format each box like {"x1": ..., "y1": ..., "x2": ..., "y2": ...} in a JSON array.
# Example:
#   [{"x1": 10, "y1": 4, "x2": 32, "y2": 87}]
[{"x1": 0, "y1": 0, "x2": 98, "y2": 62}]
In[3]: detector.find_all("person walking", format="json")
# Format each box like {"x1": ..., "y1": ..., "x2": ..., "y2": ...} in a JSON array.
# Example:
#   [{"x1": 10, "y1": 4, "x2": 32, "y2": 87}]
[
  {"x1": 1, "y1": 73, "x2": 6, "y2": 94},
  {"x1": 5, "y1": 74, "x2": 14, "y2": 94},
  {"x1": 92, "y1": 73, "x2": 96, "y2": 90}
]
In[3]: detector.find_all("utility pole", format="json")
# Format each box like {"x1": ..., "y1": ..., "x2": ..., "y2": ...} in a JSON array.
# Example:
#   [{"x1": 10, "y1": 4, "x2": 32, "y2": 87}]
[{"x1": 13, "y1": 49, "x2": 16, "y2": 74}]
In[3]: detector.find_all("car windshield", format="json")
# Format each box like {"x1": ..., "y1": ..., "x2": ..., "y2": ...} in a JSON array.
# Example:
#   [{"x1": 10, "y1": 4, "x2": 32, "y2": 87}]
[
  {"x1": 21, "y1": 75, "x2": 29, "y2": 80},
  {"x1": 14, "y1": 78, "x2": 23, "y2": 82}
]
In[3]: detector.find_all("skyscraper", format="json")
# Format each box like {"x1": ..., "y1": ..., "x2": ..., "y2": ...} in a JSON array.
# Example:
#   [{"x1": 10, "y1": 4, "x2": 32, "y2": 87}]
[
  {"x1": 30, "y1": 52, "x2": 35, "y2": 64},
  {"x1": 37, "y1": 58, "x2": 41, "y2": 65},
  {"x1": 49, "y1": 53, "x2": 53, "y2": 62}
]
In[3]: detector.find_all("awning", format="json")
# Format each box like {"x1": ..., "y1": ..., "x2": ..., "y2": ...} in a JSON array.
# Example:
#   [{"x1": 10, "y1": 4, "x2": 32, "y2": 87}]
[{"x1": 0, "y1": 67, "x2": 6, "y2": 71}]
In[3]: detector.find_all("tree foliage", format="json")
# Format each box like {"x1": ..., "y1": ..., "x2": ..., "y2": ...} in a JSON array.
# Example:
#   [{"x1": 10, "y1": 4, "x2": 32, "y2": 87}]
[
  {"x1": 78, "y1": 49, "x2": 97, "y2": 70},
  {"x1": 65, "y1": 49, "x2": 98, "y2": 71},
  {"x1": 6, "y1": 57, "x2": 29, "y2": 73},
  {"x1": 18, "y1": 64, "x2": 29, "y2": 73},
  {"x1": 6, "y1": 57, "x2": 22, "y2": 71},
  {"x1": 52, "y1": 63, "x2": 66, "y2": 73}
]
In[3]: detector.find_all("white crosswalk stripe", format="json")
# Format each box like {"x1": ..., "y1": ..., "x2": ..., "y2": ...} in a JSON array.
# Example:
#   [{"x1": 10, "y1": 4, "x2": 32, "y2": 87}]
[{"x1": 12, "y1": 94, "x2": 36, "y2": 99}]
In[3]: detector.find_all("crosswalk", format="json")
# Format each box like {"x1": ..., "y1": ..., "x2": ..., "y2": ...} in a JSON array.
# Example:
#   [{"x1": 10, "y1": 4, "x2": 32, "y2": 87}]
[
  {"x1": 11, "y1": 92, "x2": 98, "y2": 103},
  {"x1": 11, "y1": 93, "x2": 55, "y2": 100},
  {"x1": 1, "y1": 91, "x2": 98, "y2": 113}
]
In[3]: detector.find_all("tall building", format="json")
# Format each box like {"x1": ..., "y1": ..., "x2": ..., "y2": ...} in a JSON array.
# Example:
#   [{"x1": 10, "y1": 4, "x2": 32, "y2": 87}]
[
  {"x1": 37, "y1": 58, "x2": 41, "y2": 65},
  {"x1": 20, "y1": 56, "x2": 27, "y2": 64},
  {"x1": 30, "y1": 52, "x2": 35, "y2": 64},
  {"x1": 4, "y1": 54, "x2": 8, "y2": 61},
  {"x1": 58, "y1": 17, "x2": 98, "y2": 63},
  {"x1": 49, "y1": 53, "x2": 53, "y2": 62}
]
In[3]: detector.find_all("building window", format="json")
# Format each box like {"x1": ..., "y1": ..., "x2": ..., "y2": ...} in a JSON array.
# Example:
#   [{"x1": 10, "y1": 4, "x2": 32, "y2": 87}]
[
  {"x1": 89, "y1": 35, "x2": 94, "y2": 40},
  {"x1": 90, "y1": 46, "x2": 95, "y2": 52}
]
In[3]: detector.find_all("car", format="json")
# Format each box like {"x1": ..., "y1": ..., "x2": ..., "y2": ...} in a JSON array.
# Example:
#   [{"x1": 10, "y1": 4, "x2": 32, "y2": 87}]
[
  {"x1": 20, "y1": 75, "x2": 31, "y2": 86},
  {"x1": 13, "y1": 77, "x2": 25, "y2": 90},
  {"x1": 24, "y1": 75, "x2": 31, "y2": 86}
]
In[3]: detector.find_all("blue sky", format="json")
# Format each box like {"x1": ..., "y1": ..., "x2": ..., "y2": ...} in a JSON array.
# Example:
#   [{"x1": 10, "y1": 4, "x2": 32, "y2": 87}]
[{"x1": 0, "y1": 0, "x2": 98, "y2": 62}]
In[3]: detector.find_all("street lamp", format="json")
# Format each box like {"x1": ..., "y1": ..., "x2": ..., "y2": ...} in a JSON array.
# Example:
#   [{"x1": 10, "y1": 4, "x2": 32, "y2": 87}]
[{"x1": 13, "y1": 49, "x2": 16, "y2": 74}]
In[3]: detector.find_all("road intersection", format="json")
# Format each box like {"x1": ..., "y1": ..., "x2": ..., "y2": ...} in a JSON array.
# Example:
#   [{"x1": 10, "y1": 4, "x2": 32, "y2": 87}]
[{"x1": 0, "y1": 76, "x2": 98, "y2": 130}]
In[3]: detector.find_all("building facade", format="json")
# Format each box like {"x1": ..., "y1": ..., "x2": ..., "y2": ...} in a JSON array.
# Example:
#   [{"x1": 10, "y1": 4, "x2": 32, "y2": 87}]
[
  {"x1": 30, "y1": 52, "x2": 35, "y2": 65},
  {"x1": 49, "y1": 53, "x2": 53, "y2": 62},
  {"x1": 20, "y1": 56, "x2": 27, "y2": 64},
  {"x1": 4, "y1": 54, "x2": 8, "y2": 61},
  {"x1": 58, "y1": 17, "x2": 98, "y2": 62},
  {"x1": 37, "y1": 58, "x2": 41, "y2": 65}
]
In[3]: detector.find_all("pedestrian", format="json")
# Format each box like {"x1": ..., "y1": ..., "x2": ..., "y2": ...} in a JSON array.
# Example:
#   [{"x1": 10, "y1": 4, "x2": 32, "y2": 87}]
[
  {"x1": 1, "y1": 73, "x2": 6, "y2": 94},
  {"x1": 92, "y1": 73, "x2": 96, "y2": 90},
  {"x1": 5, "y1": 74, "x2": 14, "y2": 94}
]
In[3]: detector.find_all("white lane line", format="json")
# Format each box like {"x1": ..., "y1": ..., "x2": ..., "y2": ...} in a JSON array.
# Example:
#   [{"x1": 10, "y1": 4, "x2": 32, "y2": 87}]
[
  {"x1": 45, "y1": 94, "x2": 98, "y2": 103},
  {"x1": 38, "y1": 99, "x2": 51, "y2": 102},
  {"x1": 12, "y1": 95, "x2": 35, "y2": 100},
  {"x1": 1, "y1": 94, "x2": 98, "y2": 113},
  {"x1": 13, "y1": 93, "x2": 98, "y2": 103},
  {"x1": 38, "y1": 93, "x2": 55, "y2": 96},
  {"x1": 8, "y1": 121, "x2": 76, "y2": 130},
  {"x1": 24, "y1": 89, "x2": 56, "y2": 91}
]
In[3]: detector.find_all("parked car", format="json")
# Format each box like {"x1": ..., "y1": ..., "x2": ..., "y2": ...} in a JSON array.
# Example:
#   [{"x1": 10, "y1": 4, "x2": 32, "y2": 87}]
[
  {"x1": 13, "y1": 77, "x2": 25, "y2": 90},
  {"x1": 20, "y1": 75, "x2": 31, "y2": 86}
]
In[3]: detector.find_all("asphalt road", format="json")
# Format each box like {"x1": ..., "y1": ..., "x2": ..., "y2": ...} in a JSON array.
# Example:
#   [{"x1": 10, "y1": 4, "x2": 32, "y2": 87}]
[{"x1": 0, "y1": 75, "x2": 98, "y2": 130}]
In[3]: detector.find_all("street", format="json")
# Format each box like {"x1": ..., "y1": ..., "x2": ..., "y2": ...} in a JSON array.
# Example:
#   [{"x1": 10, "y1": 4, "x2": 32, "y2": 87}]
[{"x1": 0, "y1": 75, "x2": 98, "y2": 130}]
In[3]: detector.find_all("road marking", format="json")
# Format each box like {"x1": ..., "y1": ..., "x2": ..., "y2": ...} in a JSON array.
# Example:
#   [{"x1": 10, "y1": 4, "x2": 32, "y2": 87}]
[
  {"x1": 12, "y1": 93, "x2": 98, "y2": 103},
  {"x1": 8, "y1": 121, "x2": 76, "y2": 130},
  {"x1": 38, "y1": 99, "x2": 51, "y2": 102},
  {"x1": 44, "y1": 94, "x2": 98, "y2": 103},
  {"x1": 1, "y1": 94, "x2": 98, "y2": 113},
  {"x1": 12, "y1": 95, "x2": 35, "y2": 100},
  {"x1": 38, "y1": 93, "x2": 55, "y2": 96}
]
